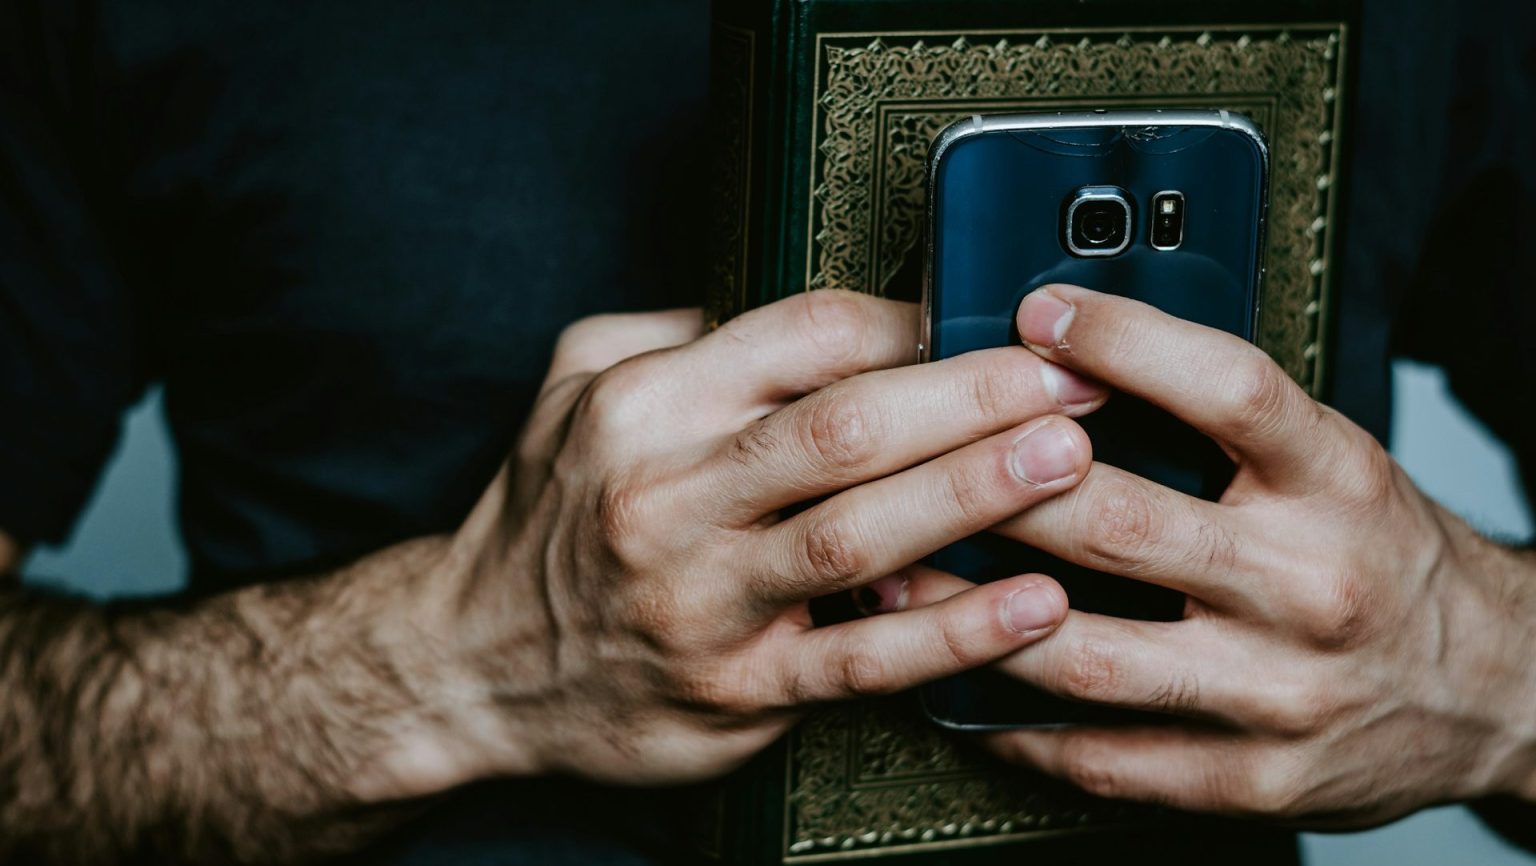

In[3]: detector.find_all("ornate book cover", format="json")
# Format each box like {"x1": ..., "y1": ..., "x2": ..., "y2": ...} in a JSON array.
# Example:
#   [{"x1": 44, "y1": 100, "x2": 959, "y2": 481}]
[{"x1": 699, "y1": 1, "x2": 1358, "y2": 862}]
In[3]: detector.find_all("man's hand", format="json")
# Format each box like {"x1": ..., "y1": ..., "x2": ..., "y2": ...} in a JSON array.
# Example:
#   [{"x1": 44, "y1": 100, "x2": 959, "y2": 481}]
[
  {"x1": 902, "y1": 284, "x2": 1536, "y2": 827},
  {"x1": 373, "y1": 290, "x2": 1109, "y2": 795},
  {"x1": 1, "y1": 290, "x2": 1102, "y2": 864}
]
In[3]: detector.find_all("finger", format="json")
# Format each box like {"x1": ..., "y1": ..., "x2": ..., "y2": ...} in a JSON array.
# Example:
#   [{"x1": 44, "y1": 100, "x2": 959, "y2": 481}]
[
  {"x1": 853, "y1": 565, "x2": 1262, "y2": 727},
  {"x1": 681, "y1": 291, "x2": 920, "y2": 410},
  {"x1": 711, "y1": 346, "x2": 1107, "y2": 519},
  {"x1": 993, "y1": 462, "x2": 1258, "y2": 609},
  {"x1": 776, "y1": 573, "x2": 1068, "y2": 703},
  {"x1": 984, "y1": 726, "x2": 1259, "y2": 813},
  {"x1": 543, "y1": 308, "x2": 705, "y2": 392},
  {"x1": 989, "y1": 611, "x2": 1258, "y2": 723},
  {"x1": 750, "y1": 415, "x2": 1091, "y2": 604},
  {"x1": 1015, "y1": 284, "x2": 1341, "y2": 486},
  {"x1": 871, "y1": 563, "x2": 1270, "y2": 726}
]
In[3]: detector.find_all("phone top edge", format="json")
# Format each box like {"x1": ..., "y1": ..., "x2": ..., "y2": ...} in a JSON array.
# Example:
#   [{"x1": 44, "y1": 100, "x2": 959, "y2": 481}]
[
  {"x1": 928, "y1": 108, "x2": 1271, "y2": 170},
  {"x1": 920, "y1": 108, "x2": 1271, "y2": 366}
]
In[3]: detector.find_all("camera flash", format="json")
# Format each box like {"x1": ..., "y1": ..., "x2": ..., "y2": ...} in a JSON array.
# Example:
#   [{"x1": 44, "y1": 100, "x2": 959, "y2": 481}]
[{"x1": 1150, "y1": 191, "x2": 1186, "y2": 251}]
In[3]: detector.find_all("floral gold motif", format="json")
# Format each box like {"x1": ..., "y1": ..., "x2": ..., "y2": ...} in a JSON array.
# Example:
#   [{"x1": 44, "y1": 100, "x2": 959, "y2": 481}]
[{"x1": 785, "y1": 25, "x2": 1347, "y2": 861}]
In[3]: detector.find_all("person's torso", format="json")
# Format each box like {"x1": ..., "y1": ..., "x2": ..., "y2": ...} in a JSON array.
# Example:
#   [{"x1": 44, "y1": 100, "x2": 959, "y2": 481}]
[{"x1": 96, "y1": 0, "x2": 711, "y2": 588}]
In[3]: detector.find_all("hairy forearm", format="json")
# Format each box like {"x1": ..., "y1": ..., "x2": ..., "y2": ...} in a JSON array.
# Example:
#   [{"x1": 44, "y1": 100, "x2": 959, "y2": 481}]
[
  {"x1": 0, "y1": 536, "x2": 500, "y2": 865},
  {"x1": 1458, "y1": 531, "x2": 1536, "y2": 853}
]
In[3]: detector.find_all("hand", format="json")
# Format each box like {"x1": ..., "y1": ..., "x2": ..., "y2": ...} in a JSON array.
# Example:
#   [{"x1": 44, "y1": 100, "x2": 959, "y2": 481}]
[
  {"x1": 911, "y1": 284, "x2": 1536, "y2": 827},
  {"x1": 388, "y1": 291, "x2": 1111, "y2": 792}
]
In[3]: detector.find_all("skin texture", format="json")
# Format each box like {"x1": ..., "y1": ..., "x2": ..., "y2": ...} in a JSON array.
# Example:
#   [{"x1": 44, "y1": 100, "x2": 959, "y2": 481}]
[
  {"x1": 886, "y1": 284, "x2": 1536, "y2": 827},
  {"x1": 0, "y1": 290, "x2": 1105, "y2": 864}
]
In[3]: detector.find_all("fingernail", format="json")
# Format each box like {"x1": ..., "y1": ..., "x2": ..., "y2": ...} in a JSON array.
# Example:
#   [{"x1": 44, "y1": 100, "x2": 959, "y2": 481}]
[
  {"x1": 1004, "y1": 583, "x2": 1064, "y2": 634},
  {"x1": 1018, "y1": 290, "x2": 1075, "y2": 347},
  {"x1": 1010, "y1": 422, "x2": 1080, "y2": 486},
  {"x1": 853, "y1": 574, "x2": 909, "y2": 616},
  {"x1": 1040, "y1": 362, "x2": 1102, "y2": 407}
]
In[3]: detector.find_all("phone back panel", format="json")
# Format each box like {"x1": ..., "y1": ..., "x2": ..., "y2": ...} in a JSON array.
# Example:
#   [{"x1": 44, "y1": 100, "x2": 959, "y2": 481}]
[{"x1": 921, "y1": 112, "x2": 1267, "y2": 727}]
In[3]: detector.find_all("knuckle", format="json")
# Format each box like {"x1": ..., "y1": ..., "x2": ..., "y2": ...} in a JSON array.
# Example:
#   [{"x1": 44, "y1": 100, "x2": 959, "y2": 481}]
[
  {"x1": 834, "y1": 643, "x2": 891, "y2": 697},
  {"x1": 1058, "y1": 740, "x2": 1127, "y2": 800},
  {"x1": 1301, "y1": 568, "x2": 1378, "y2": 649},
  {"x1": 678, "y1": 660, "x2": 765, "y2": 717},
  {"x1": 942, "y1": 459, "x2": 995, "y2": 527},
  {"x1": 1265, "y1": 680, "x2": 1336, "y2": 737},
  {"x1": 578, "y1": 363, "x2": 647, "y2": 434},
  {"x1": 934, "y1": 609, "x2": 980, "y2": 669},
  {"x1": 1193, "y1": 517, "x2": 1241, "y2": 580},
  {"x1": 729, "y1": 418, "x2": 779, "y2": 467},
  {"x1": 594, "y1": 476, "x2": 661, "y2": 561},
  {"x1": 1058, "y1": 639, "x2": 1123, "y2": 703},
  {"x1": 801, "y1": 395, "x2": 878, "y2": 473},
  {"x1": 774, "y1": 661, "x2": 814, "y2": 708},
  {"x1": 1145, "y1": 670, "x2": 1202, "y2": 717},
  {"x1": 1081, "y1": 477, "x2": 1161, "y2": 568},
  {"x1": 1094, "y1": 303, "x2": 1154, "y2": 359},
  {"x1": 626, "y1": 587, "x2": 687, "y2": 644},
  {"x1": 1329, "y1": 438, "x2": 1399, "y2": 512},
  {"x1": 1242, "y1": 754, "x2": 1306, "y2": 817},
  {"x1": 794, "y1": 290, "x2": 871, "y2": 368},
  {"x1": 1223, "y1": 354, "x2": 1294, "y2": 439},
  {"x1": 800, "y1": 513, "x2": 869, "y2": 587},
  {"x1": 962, "y1": 355, "x2": 1021, "y2": 422}
]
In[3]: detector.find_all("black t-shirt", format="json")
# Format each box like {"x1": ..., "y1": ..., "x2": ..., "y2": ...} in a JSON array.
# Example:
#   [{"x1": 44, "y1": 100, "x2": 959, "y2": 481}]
[
  {"x1": 1, "y1": 0, "x2": 711, "y2": 588},
  {"x1": 2, "y1": 0, "x2": 1533, "y2": 863}
]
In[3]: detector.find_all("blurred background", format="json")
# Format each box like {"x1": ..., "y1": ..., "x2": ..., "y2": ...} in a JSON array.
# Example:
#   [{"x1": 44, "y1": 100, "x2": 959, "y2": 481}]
[{"x1": 21, "y1": 359, "x2": 1536, "y2": 865}]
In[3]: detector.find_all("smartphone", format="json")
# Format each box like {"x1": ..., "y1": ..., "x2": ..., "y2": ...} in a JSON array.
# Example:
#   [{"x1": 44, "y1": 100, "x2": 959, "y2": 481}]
[{"x1": 919, "y1": 109, "x2": 1269, "y2": 729}]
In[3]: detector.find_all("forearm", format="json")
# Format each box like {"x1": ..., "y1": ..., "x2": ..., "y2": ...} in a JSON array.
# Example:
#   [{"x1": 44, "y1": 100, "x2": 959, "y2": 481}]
[
  {"x1": 1455, "y1": 530, "x2": 1536, "y2": 802},
  {"x1": 0, "y1": 535, "x2": 516, "y2": 865},
  {"x1": 1506, "y1": 596, "x2": 1536, "y2": 806},
  {"x1": 1470, "y1": 534, "x2": 1536, "y2": 852}
]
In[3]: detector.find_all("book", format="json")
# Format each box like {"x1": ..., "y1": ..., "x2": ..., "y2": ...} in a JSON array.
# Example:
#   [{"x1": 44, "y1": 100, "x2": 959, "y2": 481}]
[{"x1": 700, "y1": 1, "x2": 1358, "y2": 861}]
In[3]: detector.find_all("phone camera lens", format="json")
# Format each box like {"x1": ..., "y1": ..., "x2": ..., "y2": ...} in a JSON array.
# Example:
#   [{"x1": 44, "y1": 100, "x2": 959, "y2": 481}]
[
  {"x1": 1065, "y1": 191, "x2": 1131, "y2": 257},
  {"x1": 1081, "y1": 206, "x2": 1117, "y2": 244}
]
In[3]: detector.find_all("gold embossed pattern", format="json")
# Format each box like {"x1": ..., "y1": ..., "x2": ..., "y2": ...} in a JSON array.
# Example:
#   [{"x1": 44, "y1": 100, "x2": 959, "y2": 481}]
[{"x1": 786, "y1": 26, "x2": 1346, "y2": 861}]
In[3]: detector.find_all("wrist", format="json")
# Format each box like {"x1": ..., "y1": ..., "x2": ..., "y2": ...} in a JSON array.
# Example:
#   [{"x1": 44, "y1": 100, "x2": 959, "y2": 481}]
[
  {"x1": 1450, "y1": 534, "x2": 1536, "y2": 801},
  {"x1": 1495, "y1": 544, "x2": 1536, "y2": 801},
  {"x1": 349, "y1": 536, "x2": 555, "y2": 802}
]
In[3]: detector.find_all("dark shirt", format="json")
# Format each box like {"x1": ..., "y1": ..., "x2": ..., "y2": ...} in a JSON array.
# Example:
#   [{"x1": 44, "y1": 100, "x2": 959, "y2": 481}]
[
  {"x1": 1, "y1": 0, "x2": 1533, "y2": 863},
  {"x1": 1, "y1": 0, "x2": 711, "y2": 589}
]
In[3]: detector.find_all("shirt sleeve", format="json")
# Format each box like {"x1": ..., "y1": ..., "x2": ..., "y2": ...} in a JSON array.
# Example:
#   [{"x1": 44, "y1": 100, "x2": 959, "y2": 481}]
[{"x1": 0, "y1": 1, "x2": 145, "y2": 545}]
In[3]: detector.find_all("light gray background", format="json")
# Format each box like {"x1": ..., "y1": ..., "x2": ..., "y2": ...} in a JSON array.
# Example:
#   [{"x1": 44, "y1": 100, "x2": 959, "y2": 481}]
[{"x1": 21, "y1": 361, "x2": 1536, "y2": 864}]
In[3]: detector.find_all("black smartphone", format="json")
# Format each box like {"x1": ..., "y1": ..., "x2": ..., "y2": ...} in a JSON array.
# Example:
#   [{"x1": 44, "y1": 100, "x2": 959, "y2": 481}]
[{"x1": 919, "y1": 109, "x2": 1269, "y2": 729}]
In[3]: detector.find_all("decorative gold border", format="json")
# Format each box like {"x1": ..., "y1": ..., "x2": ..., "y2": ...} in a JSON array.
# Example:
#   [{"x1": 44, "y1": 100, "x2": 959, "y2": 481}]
[{"x1": 787, "y1": 24, "x2": 1347, "y2": 862}]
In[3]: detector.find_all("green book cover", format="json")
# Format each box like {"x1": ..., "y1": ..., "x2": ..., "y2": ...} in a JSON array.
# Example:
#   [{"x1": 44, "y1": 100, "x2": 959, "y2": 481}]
[{"x1": 698, "y1": 1, "x2": 1358, "y2": 862}]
